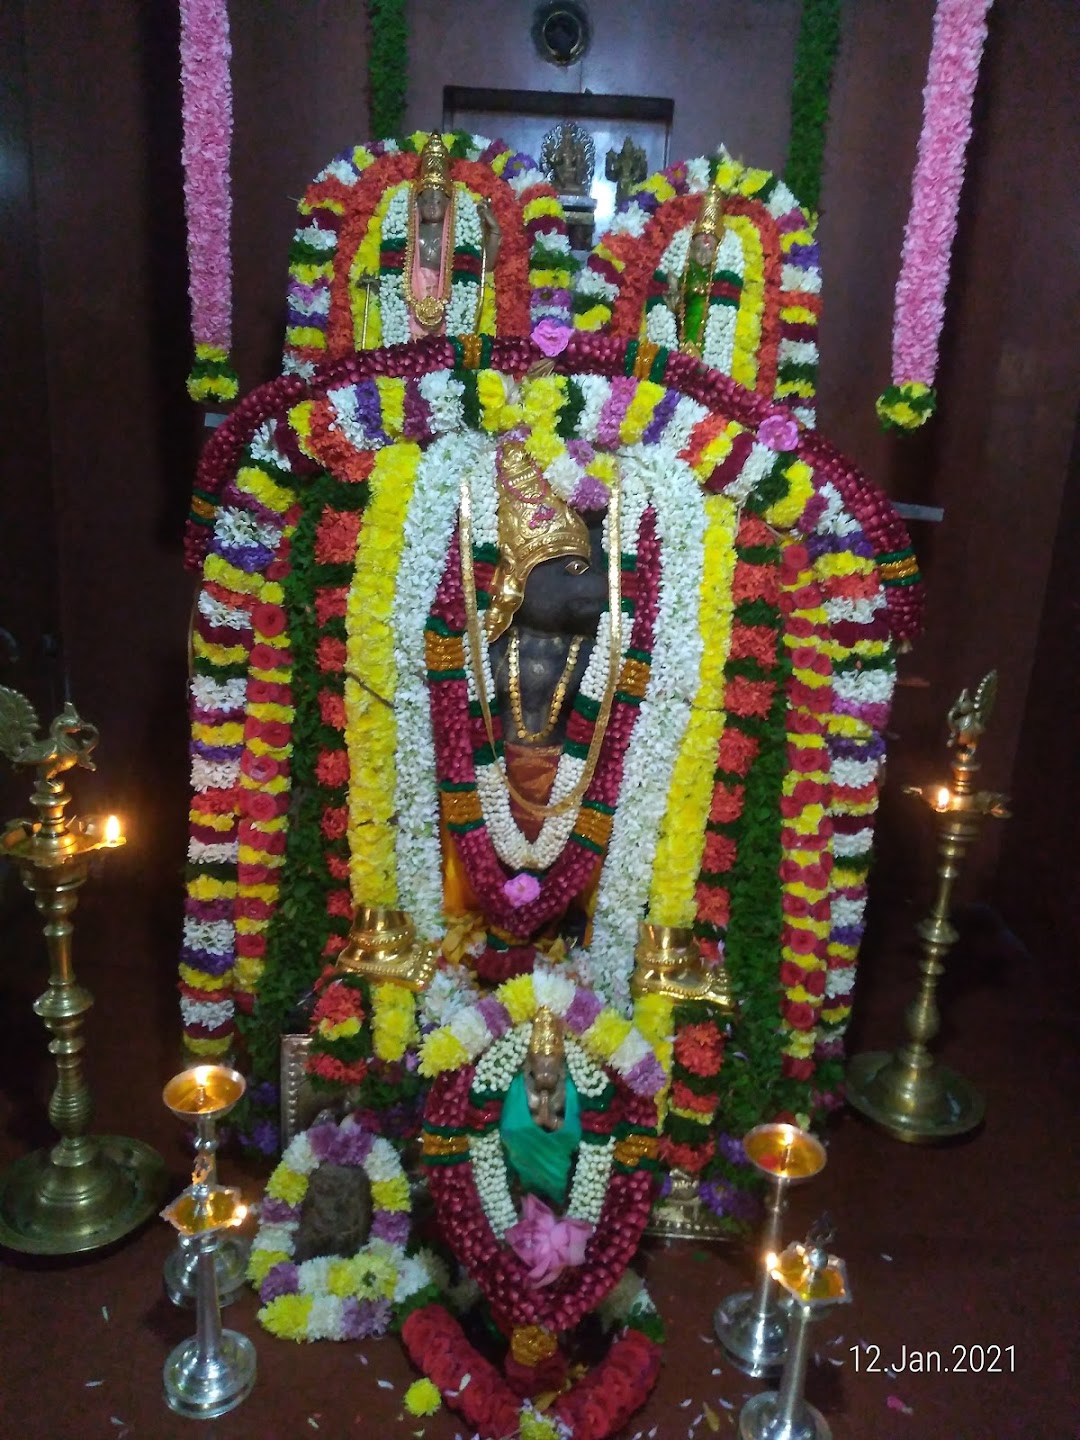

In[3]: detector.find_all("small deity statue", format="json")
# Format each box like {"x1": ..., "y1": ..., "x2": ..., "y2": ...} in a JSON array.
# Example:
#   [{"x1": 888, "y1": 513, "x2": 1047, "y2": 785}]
[
  {"x1": 406, "y1": 133, "x2": 502, "y2": 336},
  {"x1": 664, "y1": 184, "x2": 726, "y2": 357},
  {"x1": 500, "y1": 1008, "x2": 582, "y2": 1206},
  {"x1": 540, "y1": 121, "x2": 595, "y2": 197},
  {"x1": 604, "y1": 135, "x2": 648, "y2": 208}
]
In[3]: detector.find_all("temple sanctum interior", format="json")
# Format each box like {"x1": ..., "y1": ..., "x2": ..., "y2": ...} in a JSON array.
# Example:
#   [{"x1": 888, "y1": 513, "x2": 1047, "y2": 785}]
[{"x1": 0, "y1": 3, "x2": 1076, "y2": 1438}]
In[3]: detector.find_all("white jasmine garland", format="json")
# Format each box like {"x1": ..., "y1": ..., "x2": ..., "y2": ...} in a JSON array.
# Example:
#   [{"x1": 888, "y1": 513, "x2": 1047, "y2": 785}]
[
  {"x1": 702, "y1": 228, "x2": 744, "y2": 374},
  {"x1": 447, "y1": 190, "x2": 484, "y2": 335},
  {"x1": 188, "y1": 838, "x2": 239, "y2": 864},
  {"x1": 833, "y1": 669, "x2": 894, "y2": 706},
  {"x1": 471, "y1": 1129, "x2": 518, "y2": 1237},
  {"x1": 249, "y1": 419, "x2": 292, "y2": 471},
  {"x1": 606, "y1": 207, "x2": 649, "y2": 238},
  {"x1": 392, "y1": 432, "x2": 476, "y2": 938},
  {"x1": 182, "y1": 915, "x2": 234, "y2": 955},
  {"x1": 215, "y1": 506, "x2": 284, "y2": 553},
  {"x1": 564, "y1": 1038, "x2": 610, "y2": 1099},
  {"x1": 419, "y1": 964, "x2": 481, "y2": 1031},
  {"x1": 449, "y1": 1006, "x2": 494, "y2": 1057},
  {"x1": 473, "y1": 1027, "x2": 530, "y2": 1092},
  {"x1": 778, "y1": 338, "x2": 819, "y2": 367},
  {"x1": 179, "y1": 996, "x2": 233, "y2": 1030},
  {"x1": 656, "y1": 394, "x2": 709, "y2": 455},
  {"x1": 418, "y1": 370, "x2": 466, "y2": 434},
  {"x1": 378, "y1": 185, "x2": 414, "y2": 346},
  {"x1": 288, "y1": 286, "x2": 331, "y2": 318},
  {"x1": 722, "y1": 440, "x2": 779, "y2": 507},
  {"x1": 282, "y1": 355, "x2": 316, "y2": 381},
  {"x1": 191, "y1": 675, "x2": 247, "y2": 711},
  {"x1": 197, "y1": 590, "x2": 251, "y2": 631},
  {"x1": 319, "y1": 157, "x2": 360, "y2": 187},
  {"x1": 281, "y1": 1128, "x2": 318, "y2": 1175},
  {"x1": 831, "y1": 895, "x2": 868, "y2": 928},
  {"x1": 297, "y1": 222, "x2": 337, "y2": 252},
  {"x1": 365, "y1": 1135, "x2": 405, "y2": 1182},
  {"x1": 565, "y1": 1135, "x2": 613, "y2": 1227},
  {"x1": 328, "y1": 382, "x2": 390, "y2": 452},
  {"x1": 587, "y1": 446, "x2": 705, "y2": 1011},
  {"x1": 832, "y1": 827, "x2": 873, "y2": 857},
  {"x1": 830, "y1": 756, "x2": 879, "y2": 789},
  {"x1": 575, "y1": 375, "x2": 613, "y2": 443},
  {"x1": 531, "y1": 966, "x2": 578, "y2": 1016},
  {"x1": 781, "y1": 262, "x2": 821, "y2": 295},
  {"x1": 191, "y1": 756, "x2": 240, "y2": 790}
]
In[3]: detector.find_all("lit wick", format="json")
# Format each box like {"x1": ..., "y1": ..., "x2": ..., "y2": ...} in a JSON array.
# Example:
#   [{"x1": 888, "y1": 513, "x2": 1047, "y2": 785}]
[
  {"x1": 104, "y1": 815, "x2": 121, "y2": 845},
  {"x1": 936, "y1": 786, "x2": 951, "y2": 812}
]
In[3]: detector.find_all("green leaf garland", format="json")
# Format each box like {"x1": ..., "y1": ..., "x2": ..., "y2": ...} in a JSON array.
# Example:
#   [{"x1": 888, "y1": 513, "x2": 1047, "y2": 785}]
[{"x1": 785, "y1": 0, "x2": 842, "y2": 213}]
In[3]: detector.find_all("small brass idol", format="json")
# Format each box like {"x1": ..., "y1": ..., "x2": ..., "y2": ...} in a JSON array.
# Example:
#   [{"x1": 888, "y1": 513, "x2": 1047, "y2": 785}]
[
  {"x1": 847, "y1": 671, "x2": 1010, "y2": 1142},
  {"x1": 0, "y1": 686, "x2": 166, "y2": 1253}
]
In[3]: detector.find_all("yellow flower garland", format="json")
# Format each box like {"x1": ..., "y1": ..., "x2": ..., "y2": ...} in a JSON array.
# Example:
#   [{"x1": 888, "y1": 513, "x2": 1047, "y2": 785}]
[
  {"x1": 648, "y1": 494, "x2": 738, "y2": 926},
  {"x1": 344, "y1": 442, "x2": 421, "y2": 906}
]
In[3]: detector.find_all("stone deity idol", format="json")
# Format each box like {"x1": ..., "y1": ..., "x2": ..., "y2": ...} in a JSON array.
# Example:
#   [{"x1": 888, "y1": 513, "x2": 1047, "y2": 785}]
[
  {"x1": 664, "y1": 183, "x2": 726, "y2": 357},
  {"x1": 406, "y1": 133, "x2": 502, "y2": 336}
]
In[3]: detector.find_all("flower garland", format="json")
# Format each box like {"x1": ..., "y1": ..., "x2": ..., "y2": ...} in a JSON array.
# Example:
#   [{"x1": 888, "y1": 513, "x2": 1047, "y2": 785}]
[
  {"x1": 344, "y1": 439, "x2": 422, "y2": 906},
  {"x1": 183, "y1": 333, "x2": 922, "y2": 1143},
  {"x1": 576, "y1": 153, "x2": 821, "y2": 426},
  {"x1": 419, "y1": 972, "x2": 662, "y2": 1336},
  {"x1": 181, "y1": 423, "x2": 299, "y2": 1059},
  {"x1": 306, "y1": 965, "x2": 421, "y2": 1088},
  {"x1": 178, "y1": 0, "x2": 237, "y2": 403},
  {"x1": 775, "y1": 540, "x2": 834, "y2": 1092},
  {"x1": 878, "y1": 0, "x2": 995, "y2": 431},
  {"x1": 659, "y1": 1000, "x2": 728, "y2": 1177},
  {"x1": 283, "y1": 134, "x2": 574, "y2": 377},
  {"x1": 401, "y1": 1272, "x2": 664, "y2": 1440},
  {"x1": 246, "y1": 1113, "x2": 436, "y2": 1340},
  {"x1": 785, "y1": 0, "x2": 842, "y2": 213},
  {"x1": 647, "y1": 491, "x2": 738, "y2": 926},
  {"x1": 366, "y1": 0, "x2": 408, "y2": 138}
]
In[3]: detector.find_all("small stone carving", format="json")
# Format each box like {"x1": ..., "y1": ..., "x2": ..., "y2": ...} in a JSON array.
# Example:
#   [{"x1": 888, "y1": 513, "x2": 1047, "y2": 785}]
[
  {"x1": 605, "y1": 136, "x2": 648, "y2": 208},
  {"x1": 541, "y1": 121, "x2": 595, "y2": 196}
]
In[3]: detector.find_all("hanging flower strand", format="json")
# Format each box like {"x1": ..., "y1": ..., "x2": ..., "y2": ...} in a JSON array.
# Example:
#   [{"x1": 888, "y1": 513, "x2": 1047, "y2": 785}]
[
  {"x1": 179, "y1": 0, "x2": 239, "y2": 404},
  {"x1": 877, "y1": 0, "x2": 993, "y2": 432}
]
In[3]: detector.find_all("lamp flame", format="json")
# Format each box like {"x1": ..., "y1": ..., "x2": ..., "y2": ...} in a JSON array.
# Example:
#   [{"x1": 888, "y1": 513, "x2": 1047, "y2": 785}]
[
  {"x1": 104, "y1": 815, "x2": 121, "y2": 845},
  {"x1": 936, "y1": 787, "x2": 951, "y2": 811},
  {"x1": 232, "y1": 1204, "x2": 248, "y2": 1226}
]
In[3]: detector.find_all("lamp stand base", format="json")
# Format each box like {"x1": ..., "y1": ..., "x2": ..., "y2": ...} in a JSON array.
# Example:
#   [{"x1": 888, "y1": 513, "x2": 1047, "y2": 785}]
[{"x1": 0, "y1": 1135, "x2": 167, "y2": 1255}]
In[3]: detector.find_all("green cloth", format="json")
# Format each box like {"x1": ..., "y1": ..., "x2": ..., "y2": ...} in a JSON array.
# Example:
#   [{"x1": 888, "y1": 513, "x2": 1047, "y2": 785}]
[
  {"x1": 500, "y1": 1072, "x2": 581, "y2": 1207},
  {"x1": 682, "y1": 259, "x2": 712, "y2": 351}
]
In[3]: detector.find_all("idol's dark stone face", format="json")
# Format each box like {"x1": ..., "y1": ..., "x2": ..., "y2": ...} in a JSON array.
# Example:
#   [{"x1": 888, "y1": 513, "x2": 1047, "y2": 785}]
[{"x1": 514, "y1": 513, "x2": 608, "y2": 636}]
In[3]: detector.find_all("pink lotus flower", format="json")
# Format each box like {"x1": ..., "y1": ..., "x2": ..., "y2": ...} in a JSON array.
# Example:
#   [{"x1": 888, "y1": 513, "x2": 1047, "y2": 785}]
[
  {"x1": 758, "y1": 413, "x2": 800, "y2": 452},
  {"x1": 506, "y1": 1194, "x2": 592, "y2": 1287},
  {"x1": 503, "y1": 872, "x2": 541, "y2": 906},
  {"x1": 532, "y1": 319, "x2": 572, "y2": 357}
]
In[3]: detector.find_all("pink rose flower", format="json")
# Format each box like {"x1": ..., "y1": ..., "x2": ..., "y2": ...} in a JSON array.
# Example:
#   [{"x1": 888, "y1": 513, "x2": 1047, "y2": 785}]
[
  {"x1": 506, "y1": 1194, "x2": 593, "y2": 1287},
  {"x1": 503, "y1": 872, "x2": 541, "y2": 906},
  {"x1": 758, "y1": 413, "x2": 800, "y2": 452},
  {"x1": 532, "y1": 319, "x2": 572, "y2": 357}
]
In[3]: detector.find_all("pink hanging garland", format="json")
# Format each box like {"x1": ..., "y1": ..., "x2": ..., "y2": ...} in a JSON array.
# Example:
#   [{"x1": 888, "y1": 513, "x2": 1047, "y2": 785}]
[
  {"x1": 877, "y1": 0, "x2": 993, "y2": 432},
  {"x1": 179, "y1": 0, "x2": 238, "y2": 403}
]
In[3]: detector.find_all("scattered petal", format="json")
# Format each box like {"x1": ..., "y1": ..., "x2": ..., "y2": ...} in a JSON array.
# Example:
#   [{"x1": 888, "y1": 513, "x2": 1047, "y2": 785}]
[
  {"x1": 377, "y1": 1379, "x2": 394, "y2": 1390},
  {"x1": 881, "y1": 1253, "x2": 893, "y2": 1262},
  {"x1": 102, "y1": 1306, "x2": 110, "y2": 1322},
  {"x1": 680, "y1": 1398, "x2": 693, "y2": 1408},
  {"x1": 887, "y1": 1395, "x2": 914, "y2": 1416},
  {"x1": 828, "y1": 1357, "x2": 844, "y2": 1367},
  {"x1": 711, "y1": 1367, "x2": 723, "y2": 1376},
  {"x1": 703, "y1": 1403, "x2": 721, "y2": 1433},
  {"x1": 885, "y1": 1366, "x2": 898, "y2": 1378},
  {"x1": 85, "y1": 1381, "x2": 103, "y2": 1388},
  {"x1": 357, "y1": 1354, "x2": 369, "y2": 1365},
  {"x1": 459, "y1": 1374, "x2": 471, "y2": 1389},
  {"x1": 699, "y1": 1334, "x2": 716, "y2": 1344},
  {"x1": 308, "y1": 1420, "x2": 320, "y2": 1430},
  {"x1": 717, "y1": 1398, "x2": 734, "y2": 1410}
]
